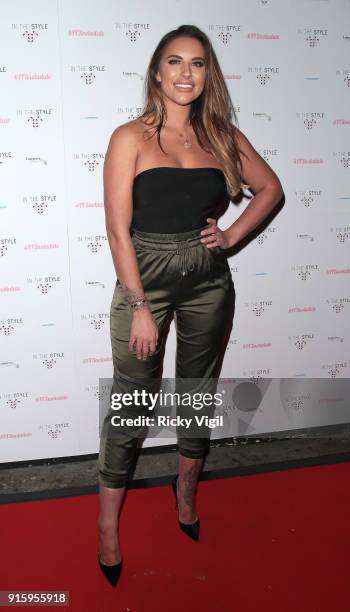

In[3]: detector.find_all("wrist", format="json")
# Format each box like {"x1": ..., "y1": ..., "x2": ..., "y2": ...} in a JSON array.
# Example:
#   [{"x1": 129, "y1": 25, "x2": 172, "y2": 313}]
[
  {"x1": 132, "y1": 303, "x2": 151, "y2": 316},
  {"x1": 128, "y1": 293, "x2": 148, "y2": 312},
  {"x1": 226, "y1": 225, "x2": 243, "y2": 248}
]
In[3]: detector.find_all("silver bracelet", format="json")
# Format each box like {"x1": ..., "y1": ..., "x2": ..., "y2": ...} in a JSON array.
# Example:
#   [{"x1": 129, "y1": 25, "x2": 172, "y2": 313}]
[{"x1": 130, "y1": 296, "x2": 148, "y2": 312}]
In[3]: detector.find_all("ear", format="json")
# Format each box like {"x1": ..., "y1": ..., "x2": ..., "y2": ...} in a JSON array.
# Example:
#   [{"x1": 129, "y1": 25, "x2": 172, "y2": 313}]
[{"x1": 155, "y1": 70, "x2": 161, "y2": 83}]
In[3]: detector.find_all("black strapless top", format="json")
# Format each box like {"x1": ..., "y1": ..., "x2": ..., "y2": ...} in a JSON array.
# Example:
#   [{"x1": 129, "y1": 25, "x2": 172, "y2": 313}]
[{"x1": 131, "y1": 167, "x2": 227, "y2": 233}]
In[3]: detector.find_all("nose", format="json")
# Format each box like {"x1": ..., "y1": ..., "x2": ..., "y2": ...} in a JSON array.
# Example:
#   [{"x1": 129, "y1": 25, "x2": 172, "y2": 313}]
[{"x1": 181, "y1": 63, "x2": 192, "y2": 78}]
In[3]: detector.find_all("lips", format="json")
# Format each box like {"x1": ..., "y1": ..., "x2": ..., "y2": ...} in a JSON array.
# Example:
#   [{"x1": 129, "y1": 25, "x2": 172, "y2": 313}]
[{"x1": 174, "y1": 82, "x2": 194, "y2": 91}]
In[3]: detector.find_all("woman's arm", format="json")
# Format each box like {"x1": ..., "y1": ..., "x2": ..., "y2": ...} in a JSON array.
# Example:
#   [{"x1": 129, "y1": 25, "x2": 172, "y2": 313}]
[
  {"x1": 225, "y1": 127, "x2": 284, "y2": 247},
  {"x1": 104, "y1": 123, "x2": 144, "y2": 303},
  {"x1": 103, "y1": 122, "x2": 158, "y2": 360}
]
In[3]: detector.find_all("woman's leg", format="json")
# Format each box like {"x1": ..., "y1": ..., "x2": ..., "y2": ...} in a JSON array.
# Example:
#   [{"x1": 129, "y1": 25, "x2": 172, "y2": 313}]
[
  {"x1": 177, "y1": 455, "x2": 203, "y2": 523},
  {"x1": 174, "y1": 245, "x2": 235, "y2": 521},
  {"x1": 98, "y1": 246, "x2": 175, "y2": 563},
  {"x1": 98, "y1": 484, "x2": 125, "y2": 565}
]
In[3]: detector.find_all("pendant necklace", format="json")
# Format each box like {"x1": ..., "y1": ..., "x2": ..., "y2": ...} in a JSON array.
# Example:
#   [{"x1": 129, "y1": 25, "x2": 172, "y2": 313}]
[
  {"x1": 178, "y1": 124, "x2": 192, "y2": 148},
  {"x1": 182, "y1": 135, "x2": 192, "y2": 149}
]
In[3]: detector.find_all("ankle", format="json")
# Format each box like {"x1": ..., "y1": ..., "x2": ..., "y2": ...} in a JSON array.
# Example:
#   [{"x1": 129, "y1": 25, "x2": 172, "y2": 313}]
[{"x1": 98, "y1": 517, "x2": 119, "y2": 533}]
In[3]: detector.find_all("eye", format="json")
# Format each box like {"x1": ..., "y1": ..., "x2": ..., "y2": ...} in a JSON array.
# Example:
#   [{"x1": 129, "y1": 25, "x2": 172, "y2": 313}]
[{"x1": 168, "y1": 59, "x2": 205, "y2": 67}]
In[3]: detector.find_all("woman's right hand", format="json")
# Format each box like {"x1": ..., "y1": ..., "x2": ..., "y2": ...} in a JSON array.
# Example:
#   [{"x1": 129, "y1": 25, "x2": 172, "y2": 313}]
[{"x1": 129, "y1": 306, "x2": 159, "y2": 360}]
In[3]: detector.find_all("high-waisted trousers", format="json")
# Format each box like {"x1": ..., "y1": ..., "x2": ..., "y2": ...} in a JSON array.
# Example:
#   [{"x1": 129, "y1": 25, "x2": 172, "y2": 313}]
[{"x1": 97, "y1": 223, "x2": 235, "y2": 488}]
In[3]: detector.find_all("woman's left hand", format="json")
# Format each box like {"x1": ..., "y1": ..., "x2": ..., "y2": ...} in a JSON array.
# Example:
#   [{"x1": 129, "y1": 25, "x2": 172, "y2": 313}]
[{"x1": 200, "y1": 218, "x2": 231, "y2": 250}]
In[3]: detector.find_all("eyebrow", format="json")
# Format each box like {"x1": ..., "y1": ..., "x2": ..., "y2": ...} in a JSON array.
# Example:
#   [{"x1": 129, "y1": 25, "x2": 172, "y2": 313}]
[{"x1": 165, "y1": 54, "x2": 205, "y2": 61}]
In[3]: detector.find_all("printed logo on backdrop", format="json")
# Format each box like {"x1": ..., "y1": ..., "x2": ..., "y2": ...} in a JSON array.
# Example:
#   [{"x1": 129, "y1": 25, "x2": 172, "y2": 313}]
[
  {"x1": 77, "y1": 234, "x2": 107, "y2": 253},
  {"x1": 0, "y1": 361, "x2": 19, "y2": 369},
  {"x1": 242, "y1": 341, "x2": 272, "y2": 350},
  {"x1": 0, "y1": 152, "x2": 12, "y2": 166},
  {"x1": 327, "y1": 334, "x2": 345, "y2": 344},
  {"x1": 296, "y1": 232, "x2": 315, "y2": 243},
  {"x1": 248, "y1": 66, "x2": 279, "y2": 86},
  {"x1": 122, "y1": 71, "x2": 144, "y2": 81},
  {"x1": 22, "y1": 194, "x2": 57, "y2": 215},
  {"x1": 85, "y1": 280, "x2": 106, "y2": 289},
  {"x1": 284, "y1": 392, "x2": 311, "y2": 416},
  {"x1": 0, "y1": 237, "x2": 16, "y2": 257},
  {"x1": 244, "y1": 300, "x2": 273, "y2": 318},
  {"x1": 0, "y1": 317, "x2": 23, "y2": 336},
  {"x1": 116, "y1": 106, "x2": 143, "y2": 121},
  {"x1": 27, "y1": 275, "x2": 61, "y2": 295},
  {"x1": 114, "y1": 23, "x2": 150, "y2": 44},
  {"x1": 321, "y1": 362, "x2": 348, "y2": 378},
  {"x1": 75, "y1": 200, "x2": 104, "y2": 209},
  {"x1": 291, "y1": 264, "x2": 319, "y2": 281},
  {"x1": 326, "y1": 297, "x2": 350, "y2": 315},
  {"x1": 257, "y1": 226, "x2": 276, "y2": 245},
  {"x1": 33, "y1": 352, "x2": 65, "y2": 369},
  {"x1": 81, "y1": 312, "x2": 109, "y2": 331},
  {"x1": 1, "y1": 391, "x2": 29, "y2": 410},
  {"x1": 294, "y1": 157, "x2": 324, "y2": 166},
  {"x1": 326, "y1": 266, "x2": 350, "y2": 276},
  {"x1": 74, "y1": 153, "x2": 104, "y2": 172},
  {"x1": 335, "y1": 69, "x2": 350, "y2": 88},
  {"x1": 296, "y1": 112, "x2": 325, "y2": 130},
  {"x1": 70, "y1": 65, "x2": 106, "y2": 86},
  {"x1": 330, "y1": 225, "x2": 350, "y2": 244},
  {"x1": 208, "y1": 24, "x2": 241, "y2": 46},
  {"x1": 288, "y1": 303, "x2": 316, "y2": 315},
  {"x1": 297, "y1": 27, "x2": 328, "y2": 48},
  {"x1": 295, "y1": 189, "x2": 322, "y2": 208},
  {"x1": 242, "y1": 369, "x2": 272, "y2": 379},
  {"x1": 39, "y1": 423, "x2": 70, "y2": 439},
  {"x1": 227, "y1": 338, "x2": 238, "y2": 348},
  {"x1": 26, "y1": 156, "x2": 47, "y2": 166},
  {"x1": 253, "y1": 111, "x2": 272, "y2": 122},
  {"x1": 258, "y1": 148, "x2": 278, "y2": 163},
  {"x1": 16, "y1": 108, "x2": 52, "y2": 128},
  {"x1": 86, "y1": 381, "x2": 110, "y2": 402},
  {"x1": 281, "y1": 379, "x2": 348, "y2": 423},
  {"x1": 333, "y1": 151, "x2": 350, "y2": 168},
  {"x1": 11, "y1": 23, "x2": 48, "y2": 44},
  {"x1": 68, "y1": 29, "x2": 104, "y2": 38},
  {"x1": 288, "y1": 333, "x2": 315, "y2": 350},
  {"x1": 229, "y1": 264, "x2": 239, "y2": 275}
]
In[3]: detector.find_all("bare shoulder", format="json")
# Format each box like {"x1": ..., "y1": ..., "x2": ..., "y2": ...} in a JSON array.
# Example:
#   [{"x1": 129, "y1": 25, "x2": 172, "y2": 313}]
[
  {"x1": 107, "y1": 118, "x2": 146, "y2": 152},
  {"x1": 232, "y1": 125, "x2": 257, "y2": 159},
  {"x1": 103, "y1": 119, "x2": 151, "y2": 179}
]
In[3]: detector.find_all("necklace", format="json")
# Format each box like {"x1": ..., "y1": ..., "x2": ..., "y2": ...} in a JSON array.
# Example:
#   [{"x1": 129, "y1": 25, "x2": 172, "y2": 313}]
[
  {"x1": 181, "y1": 134, "x2": 192, "y2": 148},
  {"x1": 178, "y1": 124, "x2": 192, "y2": 149}
]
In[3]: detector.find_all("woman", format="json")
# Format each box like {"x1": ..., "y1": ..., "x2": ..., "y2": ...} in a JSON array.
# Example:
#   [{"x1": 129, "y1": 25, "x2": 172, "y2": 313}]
[{"x1": 97, "y1": 24, "x2": 283, "y2": 586}]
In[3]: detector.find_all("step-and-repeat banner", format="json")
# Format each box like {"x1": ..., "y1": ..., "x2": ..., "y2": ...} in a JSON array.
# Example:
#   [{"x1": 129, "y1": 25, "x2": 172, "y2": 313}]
[{"x1": 1, "y1": 0, "x2": 349, "y2": 463}]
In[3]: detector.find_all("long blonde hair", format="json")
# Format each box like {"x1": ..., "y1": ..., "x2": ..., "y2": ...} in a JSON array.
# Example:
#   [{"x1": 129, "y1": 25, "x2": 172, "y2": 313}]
[{"x1": 138, "y1": 24, "x2": 250, "y2": 198}]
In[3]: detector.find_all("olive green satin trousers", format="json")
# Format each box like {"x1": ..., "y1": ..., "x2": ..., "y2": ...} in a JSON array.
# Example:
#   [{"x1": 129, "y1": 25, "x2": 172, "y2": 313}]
[{"x1": 97, "y1": 224, "x2": 235, "y2": 488}]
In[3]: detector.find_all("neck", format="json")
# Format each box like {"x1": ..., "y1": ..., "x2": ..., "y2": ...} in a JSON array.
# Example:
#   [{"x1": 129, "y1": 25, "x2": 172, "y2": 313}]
[{"x1": 162, "y1": 97, "x2": 191, "y2": 132}]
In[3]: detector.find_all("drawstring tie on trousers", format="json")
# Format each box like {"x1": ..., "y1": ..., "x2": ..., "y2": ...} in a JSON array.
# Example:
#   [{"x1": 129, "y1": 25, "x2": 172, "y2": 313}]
[{"x1": 176, "y1": 238, "x2": 195, "y2": 276}]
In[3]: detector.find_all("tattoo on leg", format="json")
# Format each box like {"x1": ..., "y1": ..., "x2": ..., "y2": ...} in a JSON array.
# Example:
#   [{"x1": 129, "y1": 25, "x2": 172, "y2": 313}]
[{"x1": 182, "y1": 461, "x2": 202, "y2": 507}]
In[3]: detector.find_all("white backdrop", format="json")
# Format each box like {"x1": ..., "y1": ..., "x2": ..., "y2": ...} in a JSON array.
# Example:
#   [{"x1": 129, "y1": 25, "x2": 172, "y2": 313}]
[{"x1": 1, "y1": 0, "x2": 349, "y2": 463}]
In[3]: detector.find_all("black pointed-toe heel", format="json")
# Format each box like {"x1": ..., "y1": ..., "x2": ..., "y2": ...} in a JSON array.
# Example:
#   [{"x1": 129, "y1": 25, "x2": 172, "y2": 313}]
[
  {"x1": 171, "y1": 475, "x2": 200, "y2": 542},
  {"x1": 98, "y1": 556, "x2": 123, "y2": 587}
]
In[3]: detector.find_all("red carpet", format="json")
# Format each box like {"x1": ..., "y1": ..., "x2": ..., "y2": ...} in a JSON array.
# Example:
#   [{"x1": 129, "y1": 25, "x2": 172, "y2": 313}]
[{"x1": 1, "y1": 462, "x2": 349, "y2": 612}]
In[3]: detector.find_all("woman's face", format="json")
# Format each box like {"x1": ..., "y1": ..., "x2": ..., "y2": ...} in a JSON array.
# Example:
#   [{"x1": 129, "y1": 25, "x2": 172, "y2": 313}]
[{"x1": 155, "y1": 36, "x2": 206, "y2": 106}]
